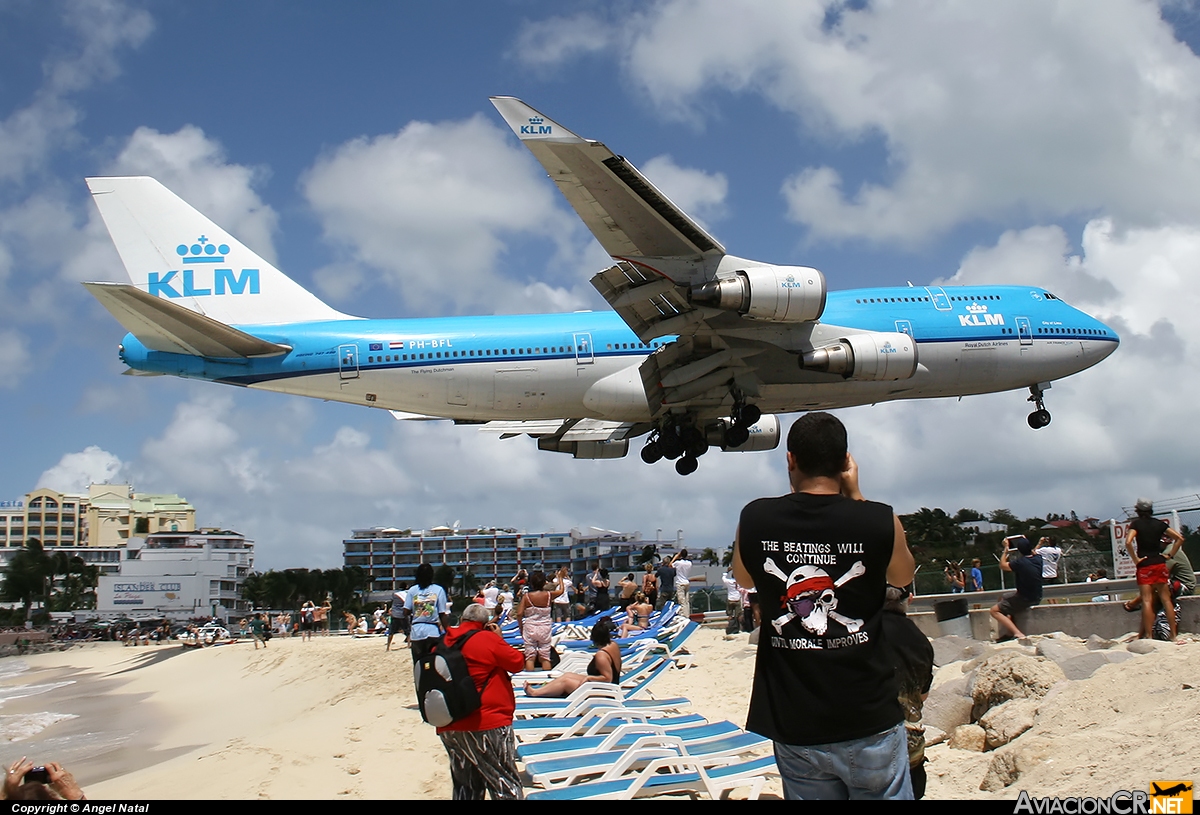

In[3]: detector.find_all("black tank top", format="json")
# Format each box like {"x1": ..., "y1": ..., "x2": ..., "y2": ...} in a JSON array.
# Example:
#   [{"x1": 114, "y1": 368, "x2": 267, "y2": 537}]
[
  {"x1": 738, "y1": 492, "x2": 902, "y2": 745},
  {"x1": 1131, "y1": 516, "x2": 1169, "y2": 563}
]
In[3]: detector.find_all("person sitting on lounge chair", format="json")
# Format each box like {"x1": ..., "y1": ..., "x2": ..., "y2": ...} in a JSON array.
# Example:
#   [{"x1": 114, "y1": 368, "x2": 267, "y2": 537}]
[{"x1": 522, "y1": 618, "x2": 621, "y2": 698}]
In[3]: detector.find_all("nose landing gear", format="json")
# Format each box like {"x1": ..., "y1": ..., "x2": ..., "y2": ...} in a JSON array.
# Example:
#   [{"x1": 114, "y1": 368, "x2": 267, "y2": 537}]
[{"x1": 1027, "y1": 383, "x2": 1052, "y2": 429}]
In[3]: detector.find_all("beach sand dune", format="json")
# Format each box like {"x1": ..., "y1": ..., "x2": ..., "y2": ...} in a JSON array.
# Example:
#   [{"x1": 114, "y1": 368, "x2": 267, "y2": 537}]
[{"x1": 0, "y1": 629, "x2": 1195, "y2": 799}]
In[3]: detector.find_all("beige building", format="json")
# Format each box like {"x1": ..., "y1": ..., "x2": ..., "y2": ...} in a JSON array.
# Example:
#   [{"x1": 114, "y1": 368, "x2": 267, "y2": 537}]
[
  {"x1": 1, "y1": 484, "x2": 195, "y2": 549},
  {"x1": 85, "y1": 484, "x2": 196, "y2": 547}
]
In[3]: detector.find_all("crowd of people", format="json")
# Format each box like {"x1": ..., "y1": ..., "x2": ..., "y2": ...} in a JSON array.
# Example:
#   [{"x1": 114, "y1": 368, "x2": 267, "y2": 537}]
[{"x1": 409, "y1": 411, "x2": 1194, "y2": 801}]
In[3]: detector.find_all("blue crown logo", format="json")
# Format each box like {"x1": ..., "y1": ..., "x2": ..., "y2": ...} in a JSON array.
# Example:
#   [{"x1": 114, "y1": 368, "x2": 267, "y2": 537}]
[
  {"x1": 176, "y1": 235, "x2": 230, "y2": 264},
  {"x1": 528, "y1": 116, "x2": 544, "y2": 125}
]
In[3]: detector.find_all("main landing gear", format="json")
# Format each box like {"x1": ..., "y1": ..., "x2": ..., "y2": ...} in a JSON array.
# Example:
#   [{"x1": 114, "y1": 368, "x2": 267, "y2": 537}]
[
  {"x1": 640, "y1": 420, "x2": 706, "y2": 475},
  {"x1": 1027, "y1": 383, "x2": 1052, "y2": 429},
  {"x1": 723, "y1": 399, "x2": 761, "y2": 449},
  {"x1": 639, "y1": 399, "x2": 761, "y2": 475}
]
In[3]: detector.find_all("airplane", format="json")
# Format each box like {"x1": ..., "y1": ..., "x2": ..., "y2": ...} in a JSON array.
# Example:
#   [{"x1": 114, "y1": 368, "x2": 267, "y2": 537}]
[
  {"x1": 1151, "y1": 783, "x2": 1192, "y2": 797},
  {"x1": 82, "y1": 97, "x2": 1119, "y2": 475}
]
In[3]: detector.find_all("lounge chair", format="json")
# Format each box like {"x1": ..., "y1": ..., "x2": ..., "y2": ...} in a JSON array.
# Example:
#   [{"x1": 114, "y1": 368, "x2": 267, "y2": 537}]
[
  {"x1": 523, "y1": 731, "x2": 771, "y2": 789},
  {"x1": 513, "y1": 708, "x2": 706, "y2": 742},
  {"x1": 517, "y1": 718, "x2": 743, "y2": 763},
  {"x1": 525, "y1": 754, "x2": 778, "y2": 800}
]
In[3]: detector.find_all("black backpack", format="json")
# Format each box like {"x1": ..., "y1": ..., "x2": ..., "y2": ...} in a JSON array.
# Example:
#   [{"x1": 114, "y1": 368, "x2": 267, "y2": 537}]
[{"x1": 415, "y1": 630, "x2": 482, "y2": 727}]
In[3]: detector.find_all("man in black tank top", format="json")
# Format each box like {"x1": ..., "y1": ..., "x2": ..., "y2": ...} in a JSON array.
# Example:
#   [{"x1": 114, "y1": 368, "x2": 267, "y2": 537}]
[{"x1": 733, "y1": 412, "x2": 916, "y2": 800}]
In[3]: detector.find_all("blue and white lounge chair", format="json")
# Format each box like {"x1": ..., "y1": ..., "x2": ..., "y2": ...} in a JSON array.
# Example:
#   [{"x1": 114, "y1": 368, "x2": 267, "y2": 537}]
[
  {"x1": 513, "y1": 708, "x2": 706, "y2": 742},
  {"x1": 525, "y1": 754, "x2": 779, "y2": 800},
  {"x1": 517, "y1": 719, "x2": 743, "y2": 763},
  {"x1": 524, "y1": 731, "x2": 771, "y2": 789}
]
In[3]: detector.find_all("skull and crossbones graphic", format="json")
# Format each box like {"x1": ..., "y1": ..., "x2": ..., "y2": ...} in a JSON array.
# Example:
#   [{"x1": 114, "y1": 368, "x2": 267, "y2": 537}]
[{"x1": 764, "y1": 557, "x2": 866, "y2": 635}]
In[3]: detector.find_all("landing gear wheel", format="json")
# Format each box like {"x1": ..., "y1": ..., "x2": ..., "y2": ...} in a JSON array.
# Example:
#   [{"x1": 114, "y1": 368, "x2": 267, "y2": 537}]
[
  {"x1": 684, "y1": 428, "x2": 709, "y2": 458},
  {"x1": 1027, "y1": 409, "x2": 1051, "y2": 429},
  {"x1": 725, "y1": 425, "x2": 750, "y2": 448},
  {"x1": 1026, "y1": 383, "x2": 1051, "y2": 430},
  {"x1": 641, "y1": 441, "x2": 663, "y2": 464},
  {"x1": 658, "y1": 429, "x2": 684, "y2": 460},
  {"x1": 675, "y1": 455, "x2": 698, "y2": 476},
  {"x1": 736, "y1": 403, "x2": 761, "y2": 426}
]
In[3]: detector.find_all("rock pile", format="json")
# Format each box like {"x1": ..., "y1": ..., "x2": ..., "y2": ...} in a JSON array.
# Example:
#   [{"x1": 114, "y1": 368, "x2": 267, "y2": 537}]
[{"x1": 921, "y1": 631, "x2": 1178, "y2": 792}]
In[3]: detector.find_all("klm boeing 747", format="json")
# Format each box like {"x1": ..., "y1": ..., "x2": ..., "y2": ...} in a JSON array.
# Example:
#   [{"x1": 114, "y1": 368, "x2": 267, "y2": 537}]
[{"x1": 83, "y1": 98, "x2": 1118, "y2": 475}]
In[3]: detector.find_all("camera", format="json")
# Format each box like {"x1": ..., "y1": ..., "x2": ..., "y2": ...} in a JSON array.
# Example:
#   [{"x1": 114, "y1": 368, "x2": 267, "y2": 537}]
[{"x1": 23, "y1": 766, "x2": 49, "y2": 784}]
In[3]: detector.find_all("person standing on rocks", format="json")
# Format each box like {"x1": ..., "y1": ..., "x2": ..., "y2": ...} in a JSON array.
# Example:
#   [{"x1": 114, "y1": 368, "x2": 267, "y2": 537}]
[
  {"x1": 1125, "y1": 498, "x2": 1185, "y2": 641},
  {"x1": 879, "y1": 584, "x2": 934, "y2": 799},
  {"x1": 1035, "y1": 537, "x2": 1064, "y2": 603},
  {"x1": 989, "y1": 536, "x2": 1043, "y2": 641}
]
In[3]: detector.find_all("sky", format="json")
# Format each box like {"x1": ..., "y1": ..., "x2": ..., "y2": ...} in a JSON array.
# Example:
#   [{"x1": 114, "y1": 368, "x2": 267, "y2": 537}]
[{"x1": 4, "y1": 0, "x2": 1200, "y2": 569}]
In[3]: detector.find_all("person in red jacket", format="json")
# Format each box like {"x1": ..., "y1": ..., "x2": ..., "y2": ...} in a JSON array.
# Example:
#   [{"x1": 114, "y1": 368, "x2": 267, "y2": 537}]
[{"x1": 436, "y1": 603, "x2": 526, "y2": 800}]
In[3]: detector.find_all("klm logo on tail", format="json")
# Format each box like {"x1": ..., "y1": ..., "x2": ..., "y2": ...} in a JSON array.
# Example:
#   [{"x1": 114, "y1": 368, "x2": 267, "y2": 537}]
[
  {"x1": 148, "y1": 236, "x2": 260, "y2": 298},
  {"x1": 521, "y1": 116, "x2": 552, "y2": 135}
]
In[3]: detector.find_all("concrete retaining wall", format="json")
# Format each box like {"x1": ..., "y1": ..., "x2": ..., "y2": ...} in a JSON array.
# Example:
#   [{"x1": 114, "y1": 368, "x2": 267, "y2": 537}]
[{"x1": 911, "y1": 595, "x2": 1200, "y2": 641}]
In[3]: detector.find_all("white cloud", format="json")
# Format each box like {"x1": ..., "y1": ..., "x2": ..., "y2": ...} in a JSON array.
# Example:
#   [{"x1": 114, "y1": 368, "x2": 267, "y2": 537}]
[
  {"x1": 0, "y1": 0, "x2": 152, "y2": 182},
  {"x1": 510, "y1": 13, "x2": 615, "y2": 68},
  {"x1": 302, "y1": 114, "x2": 592, "y2": 315},
  {"x1": 37, "y1": 445, "x2": 125, "y2": 494},
  {"x1": 0, "y1": 329, "x2": 31, "y2": 386},
  {"x1": 641, "y1": 155, "x2": 728, "y2": 231},
  {"x1": 137, "y1": 394, "x2": 268, "y2": 495},
  {"x1": 537, "y1": 0, "x2": 1200, "y2": 243}
]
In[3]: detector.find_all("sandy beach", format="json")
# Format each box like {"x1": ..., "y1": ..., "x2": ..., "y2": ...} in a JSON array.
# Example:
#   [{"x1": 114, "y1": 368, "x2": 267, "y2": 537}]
[{"x1": 0, "y1": 628, "x2": 1196, "y2": 799}]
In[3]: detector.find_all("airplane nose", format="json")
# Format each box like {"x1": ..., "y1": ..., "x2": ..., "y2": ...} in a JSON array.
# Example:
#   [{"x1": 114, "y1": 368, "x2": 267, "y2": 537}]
[{"x1": 1087, "y1": 324, "x2": 1119, "y2": 362}]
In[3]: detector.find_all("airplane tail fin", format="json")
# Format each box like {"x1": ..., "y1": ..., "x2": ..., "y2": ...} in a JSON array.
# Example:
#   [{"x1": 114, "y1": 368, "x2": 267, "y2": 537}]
[{"x1": 85, "y1": 176, "x2": 354, "y2": 326}]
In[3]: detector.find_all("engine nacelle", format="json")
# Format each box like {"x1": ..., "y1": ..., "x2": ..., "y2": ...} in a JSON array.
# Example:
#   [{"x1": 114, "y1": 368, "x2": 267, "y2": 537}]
[
  {"x1": 800, "y1": 332, "x2": 917, "y2": 381},
  {"x1": 691, "y1": 265, "x2": 826, "y2": 323},
  {"x1": 706, "y1": 415, "x2": 782, "y2": 452},
  {"x1": 537, "y1": 438, "x2": 630, "y2": 459}
]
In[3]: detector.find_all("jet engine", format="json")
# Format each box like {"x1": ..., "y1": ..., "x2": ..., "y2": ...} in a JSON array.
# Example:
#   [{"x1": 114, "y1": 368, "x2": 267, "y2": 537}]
[
  {"x1": 537, "y1": 438, "x2": 629, "y2": 459},
  {"x1": 691, "y1": 265, "x2": 826, "y2": 323},
  {"x1": 706, "y1": 415, "x2": 781, "y2": 452},
  {"x1": 800, "y1": 332, "x2": 917, "y2": 381}
]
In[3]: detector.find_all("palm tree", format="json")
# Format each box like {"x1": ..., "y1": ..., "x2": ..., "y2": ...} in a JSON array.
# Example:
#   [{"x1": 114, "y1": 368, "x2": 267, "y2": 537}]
[
  {"x1": 699, "y1": 548, "x2": 719, "y2": 567},
  {"x1": 240, "y1": 573, "x2": 268, "y2": 608},
  {"x1": 1, "y1": 539, "x2": 52, "y2": 622}
]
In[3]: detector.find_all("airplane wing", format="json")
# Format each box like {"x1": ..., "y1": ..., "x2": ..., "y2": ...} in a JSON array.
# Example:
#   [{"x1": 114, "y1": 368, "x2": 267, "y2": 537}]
[
  {"x1": 83, "y1": 282, "x2": 290, "y2": 358},
  {"x1": 490, "y1": 96, "x2": 725, "y2": 261}
]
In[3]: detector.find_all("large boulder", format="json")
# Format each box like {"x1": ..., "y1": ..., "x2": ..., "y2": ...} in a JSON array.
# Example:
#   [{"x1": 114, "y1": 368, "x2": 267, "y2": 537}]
[
  {"x1": 948, "y1": 723, "x2": 987, "y2": 752},
  {"x1": 980, "y1": 742, "x2": 1051, "y2": 791},
  {"x1": 1086, "y1": 634, "x2": 1117, "y2": 650},
  {"x1": 979, "y1": 698, "x2": 1038, "y2": 749},
  {"x1": 931, "y1": 635, "x2": 978, "y2": 666},
  {"x1": 1126, "y1": 639, "x2": 1171, "y2": 655},
  {"x1": 1058, "y1": 652, "x2": 1110, "y2": 680},
  {"x1": 923, "y1": 683, "x2": 974, "y2": 734},
  {"x1": 969, "y1": 651, "x2": 1066, "y2": 720},
  {"x1": 1035, "y1": 639, "x2": 1087, "y2": 668}
]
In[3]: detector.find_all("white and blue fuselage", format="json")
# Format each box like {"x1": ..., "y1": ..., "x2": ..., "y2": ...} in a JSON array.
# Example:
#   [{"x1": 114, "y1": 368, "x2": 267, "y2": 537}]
[{"x1": 118, "y1": 284, "x2": 1118, "y2": 423}]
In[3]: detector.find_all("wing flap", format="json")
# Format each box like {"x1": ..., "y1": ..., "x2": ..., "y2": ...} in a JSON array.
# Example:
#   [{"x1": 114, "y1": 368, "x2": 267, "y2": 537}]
[
  {"x1": 477, "y1": 418, "x2": 637, "y2": 442},
  {"x1": 591, "y1": 261, "x2": 718, "y2": 342},
  {"x1": 83, "y1": 282, "x2": 290, "y2": 358}
]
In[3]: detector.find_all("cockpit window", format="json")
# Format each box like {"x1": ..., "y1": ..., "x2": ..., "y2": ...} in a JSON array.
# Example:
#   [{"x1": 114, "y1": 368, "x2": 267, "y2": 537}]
[{"x1": 1043, "y1": 292, "x2": 1059, "y2": 300}]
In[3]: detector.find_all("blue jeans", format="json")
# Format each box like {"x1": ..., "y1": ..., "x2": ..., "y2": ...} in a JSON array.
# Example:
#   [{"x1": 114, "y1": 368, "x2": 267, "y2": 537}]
[{"x1": 773, "y1": 722, "x2": 913, "y2": 800}]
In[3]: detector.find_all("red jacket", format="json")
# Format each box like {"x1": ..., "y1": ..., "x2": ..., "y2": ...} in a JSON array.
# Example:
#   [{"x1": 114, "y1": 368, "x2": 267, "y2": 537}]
[{"x1": 436, "y1": 620, "x2": 525, "y2": 733}]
